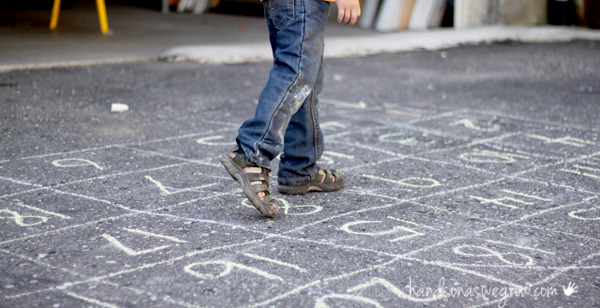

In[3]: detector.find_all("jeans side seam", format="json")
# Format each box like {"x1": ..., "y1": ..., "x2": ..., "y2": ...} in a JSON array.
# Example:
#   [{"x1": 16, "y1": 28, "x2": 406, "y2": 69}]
[
  {"x1": 252, "y1": 0, "x2": 306, "y2": 165},
  {"x1": 311, "y1": 83, "x2": 320, "y2": 180}
]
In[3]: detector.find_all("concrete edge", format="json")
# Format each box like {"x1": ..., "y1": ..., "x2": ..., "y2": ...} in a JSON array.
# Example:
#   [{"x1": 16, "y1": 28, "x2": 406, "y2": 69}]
[
  {"x1": 2, "y1": 26, "x2": 598, "y2": 71},
  {"x1": 0, "y1": 57, "x2": 153, "y2": 73},
  {"x1": 160, "y1": 26, "x2": 600, "y2": 64}
]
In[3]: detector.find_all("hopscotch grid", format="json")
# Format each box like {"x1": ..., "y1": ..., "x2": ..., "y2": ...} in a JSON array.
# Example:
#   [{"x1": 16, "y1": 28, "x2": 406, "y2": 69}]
[
  {"x1": 3, "y1": 108, "x2": 600, "y2": 306},
  {"x1": 2, "y1": 144, "x2": 593, "y2": 257},
  {"x1": 0, "y1": 159, "x2": 240, "y2": 202},
  {"x1": 466, "y1": 250, "x2": 600, "y2": 308},
  {"x1": 63, "y1": 292, "x2": 121, "y2": 308},
  {"x1": 17, "y1": 127, "x2": 236, "y2": 161},
  {"x1": 484, "y1": 240, "x2": 555, "y2": 255},
  {"x1": 3, "y1": 176, "x2": 595, "y2": 271},
  {"x1": 473, "y1": 108, "x2": 600, "y2": 133},
  {"x1": 0, "y1": 189, "x2": 240, "y2": 246},
  {"x1": 318, "y1": 100, "x2": 449, "y2": 119},
  {"x1": 0, "y1": 248, "x2": 183, "y2": 308},
  {"x1": 335, "y1": 112, "x2": 473, "y2": 142},
  {"x1": 336, "y1": 139, "x2": 600, "y2": 197},
  {"x1": 247, "y1": 196, "x2": 600, "y2": 307},
  {"x1": 341, "y1": 188, "x2": 600, "y2": 245},
  {"x1": 0, "y1": 174, "x2": 584, "y2": 258},
  {"x1": 115, "y1": 145, "x2": 221, "y2": 168},
  {"x1": 0, "y1": 163, "x2": 190, "y2": 199},
  {"x1": 480, "y1": 141, "x2": 566, "y2": 160},
  {"x1": 335, "y1": 108, "x2": 599, "y2": 169},
  {"x1": 3, "y1": 181, "x2": 599, "y2": 305},
  {"x1": 335, "y1": 131, "x2": 523, "y2": 173},
  {"x1": 14, "y1": 201, "x2": 71, "y2": 219},
  {"x1": 3, "y1": 108, "x2": 583, "y2": 205},
  {"x1": 5, "y1": 238, "x2": 269, "y2": 300},
  {"x1": 0, "y1": 114, "x2": 527, "y2": 205}
]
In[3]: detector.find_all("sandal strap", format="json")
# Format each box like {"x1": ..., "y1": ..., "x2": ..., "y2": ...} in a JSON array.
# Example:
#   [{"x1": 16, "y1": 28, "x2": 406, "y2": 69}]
[
  {"x1": 325, "y1": 170, "x2": 334, "y2": 184},
  {"x1": 230, "y1": 146, "x2": 272, "y2": 196},
  {"x1": 247, "y1": 172, "x2": 269, "y2": 182},
  {"x1": 251, "y1": 183, "x2": 270, "y2": 195},
  {"x1": 315, "y1": 168, "x2": 338, "y2": 184},
  {"x1": 231, "y1": 149, "x2": 254, "y2": 169},
  {"x1": 230, "y1": 147, "x2": 271, "y2": 170},
  {"x1": 330, "y1": 170, "x2": 341, "y2": 182}
]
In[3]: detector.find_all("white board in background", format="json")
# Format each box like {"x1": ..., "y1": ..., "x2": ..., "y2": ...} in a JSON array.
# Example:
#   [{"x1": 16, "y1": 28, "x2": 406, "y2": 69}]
[
  {"x1": 427, "y1": 0, "x2": 447, "y2": 28},
  {"x1": 398, "y1": 0, "x2": 417, "y2": 30},
  {"x1": 374, "y1": 0, "x2": 406, "y2": 32},
  {"x1": 193, "y1": 0, "x2": 208, "y2": 14},
  {"x1": 409, "y1": 0, "x2": 437, "y2": 30},
  {"x1": 177, "y1": 0, "x2": 192, "y2": 12},
  {"x1": 359, "y1": 0, "x2": 381, "y2": 29}
]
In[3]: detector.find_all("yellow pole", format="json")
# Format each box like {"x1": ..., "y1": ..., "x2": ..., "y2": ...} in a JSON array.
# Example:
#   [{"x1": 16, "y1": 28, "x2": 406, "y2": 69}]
[
  {"x1": 50, "y1": 0, "x2": 61, "y2": 30},
  {"x1": 96, "y1": 0, "x2": 110, "y2": 34}
]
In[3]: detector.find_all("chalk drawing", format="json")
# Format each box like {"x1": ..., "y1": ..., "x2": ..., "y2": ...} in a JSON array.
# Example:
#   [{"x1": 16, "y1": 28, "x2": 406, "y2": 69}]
[
  {"x1": 122, "y1": 228, "x2": 187, "y2": 243},
  {"x1": 64, "y1": 292, "x2": 120, "y2": 308},
  {"x1": 385, "y1": 109, "x2": 423, "y2": 117},
  {"x1": 315, "y1": 294, "x2": 383, "y2": 308},
  {"x1": 101, "y1": 228, "x2": 185, "y2": 256},
  {"x1": 319, "y1": 150, "x2": 355, "y2": 165},
  {"x1": 561, "y1": 164, "x2": 600, "y2": 180},
  {"x1": 322, "y1": 151, "x2": 354, "y2": 159},
  {"x1": 459, "y1": 150, "x2": 529, "y2": 164},
  {"x1": 450, "y1": 119, "x2": 500, "y2": 132},
  {"x1": 568, "y1": 207, "x2": 600, "y2": 221},
  {"x1": 242, "y1": 253, "x2": 307, "y2": 272},
  {"x1": 242, "y1": 198, "x2": 322, "y2": 216},
  {"x1": 0, "y1": 209, "x2": 48, "y2": 226},
  {"x1": 196, "y1": 135, "x2": 236, "y2": 146},
  {"x1": 15, "y1": 202, "x2": 71, "y2": 219},
  {"x1": 361, "y1": 174, "x2": 441, "y2": 188},
  {"x1": 484, "y1": 240, "x2": 554, "y2": 255},
  {"x1": 144, "y1": 176, "x2": 218, "y2": 195},
  {"x1": 525, "y1": 134, "x2": 595, "y2": 147},
  {"x1": 347, "y1": 277, "x2": 446, "y2": 302},
  {"x1": 387, "y1": 216, "x2": 439, "y2": 231},
  {"x1": 320, "y1": 121, "x2": 347, "y2": 130},
  {"x1": 340, "y1": 220, "x2": 425, "y2": 242},
  {"x1": 501, "y1": 190, "x2": 552, "y2": 201},
  {"x1": 184, "y1": 261, "x2": 283, "y2": 281},
  {"x1": 470, "y1": 194, "x2": 536, "y2": 209},
  {"x1": 52, "y1": 158, "x2": 103, "y2": 170},
  {"x1": 453, "y1": 245, "x2": 534, "y2": 266},
  {"x1": 320, "y1": 99, "x2": 367, "y2": 109},
  {"x1": 318, "y1": 156, "x2": 335, "y2": 165},
  {"x1": 5, "y1": 107, "x2": 600, "y2": 307},
  {"x1": 378, "y1": 132, "x2": 420, "y2": 146},
  {"x1": 101, "y1": 234, "x2": 170, "y2": 256}
]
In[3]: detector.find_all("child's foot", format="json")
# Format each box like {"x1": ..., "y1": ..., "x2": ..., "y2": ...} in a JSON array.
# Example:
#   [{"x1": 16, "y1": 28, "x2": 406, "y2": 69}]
[
  {"x1": 221, "y1": 148, "x2": 278, "y2": 218},
  {"x1": 229, "y1": 152, "x2": 266, "y2": 198},
  {"x1": 277, "y1": 168, "x2": 345, "y2": 195}
]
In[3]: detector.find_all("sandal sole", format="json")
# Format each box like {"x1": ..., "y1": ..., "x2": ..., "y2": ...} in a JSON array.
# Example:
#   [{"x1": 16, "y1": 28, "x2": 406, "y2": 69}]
[
  {"x1": 277, "y1": 177, "x2": 345, "y2": 195},
  {"x1": 221, "y1": 155, "x2": 278, "y2": 218}
]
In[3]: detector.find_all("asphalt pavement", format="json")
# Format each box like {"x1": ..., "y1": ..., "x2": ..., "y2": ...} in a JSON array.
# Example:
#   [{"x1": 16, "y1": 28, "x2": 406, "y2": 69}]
[{"x1": 1, "y1": 39, "x2": 600, "y2": 308}]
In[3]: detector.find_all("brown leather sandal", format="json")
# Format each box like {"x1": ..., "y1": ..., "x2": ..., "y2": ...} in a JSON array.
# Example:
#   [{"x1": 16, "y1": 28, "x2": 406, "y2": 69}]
[
  {"x1": 221, "y1": 146, "x2": 278, "y2": 218},
  {"x1": 277, "y1": 168, "x2": 345, "y2": 195}
]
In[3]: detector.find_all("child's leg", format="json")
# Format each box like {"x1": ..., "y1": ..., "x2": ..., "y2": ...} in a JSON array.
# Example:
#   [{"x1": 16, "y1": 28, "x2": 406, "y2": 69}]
[
  {"x1": 235, "y1": 0, "x2": 330, "y2": 170},
  {"x1": 277, "y1": 55, "x2": 325, "y2": 186},
  {"x1": 277, "y1": 44, "x2": 345, "y2": 195}
]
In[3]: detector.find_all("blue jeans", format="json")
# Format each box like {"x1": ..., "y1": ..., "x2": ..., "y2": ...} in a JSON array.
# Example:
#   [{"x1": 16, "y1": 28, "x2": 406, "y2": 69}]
[{"x1": 235, "y1": 0, "x2": 330, "y2": 186}]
